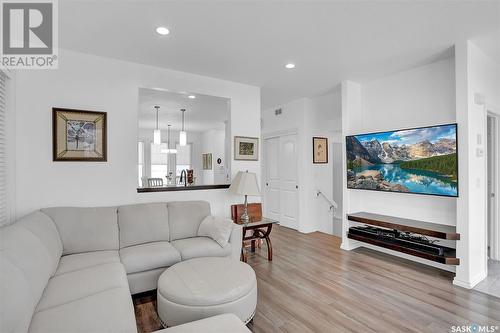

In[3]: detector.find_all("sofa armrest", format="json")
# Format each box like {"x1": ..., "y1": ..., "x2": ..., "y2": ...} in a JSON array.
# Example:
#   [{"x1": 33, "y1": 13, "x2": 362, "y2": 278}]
[{"x1": 228, "y1": 223, "x2": 243, "y2": 260}]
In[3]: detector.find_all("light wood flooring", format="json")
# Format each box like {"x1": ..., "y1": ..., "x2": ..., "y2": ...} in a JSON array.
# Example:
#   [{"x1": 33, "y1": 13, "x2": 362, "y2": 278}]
[
  {"x1": 474, "y1": 260, "x2": 500, "y2": 298},
  {"x1": 133, "y1": 225, "x2": 500, "y2": 333}
]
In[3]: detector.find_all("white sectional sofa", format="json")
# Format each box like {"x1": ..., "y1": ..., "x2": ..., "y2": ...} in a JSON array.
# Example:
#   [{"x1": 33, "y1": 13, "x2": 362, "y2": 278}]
[{"x1": 0, "y1": 201, "x2": 243, "y2": 333}]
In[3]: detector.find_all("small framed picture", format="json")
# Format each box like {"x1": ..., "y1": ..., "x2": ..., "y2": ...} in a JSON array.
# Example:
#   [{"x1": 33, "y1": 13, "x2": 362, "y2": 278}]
[
  {"x1": 234, "y1": 136, "x2": 259, "y2": 161},
  {"x1": 53, "y1": 108, "x2": 107, "y2": 161},
  {"x1": 202, "y1": 153, "x2": 213, "y2": 170},
  {"x1": 313, "y1": 137, "x2": 328, "y2": 164}
]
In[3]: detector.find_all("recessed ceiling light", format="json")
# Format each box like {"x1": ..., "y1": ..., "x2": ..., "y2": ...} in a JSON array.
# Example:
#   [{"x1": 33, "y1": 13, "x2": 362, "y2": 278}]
[
  {"x1": 188, "y1": 95, "x2": 196, "y2": 99},
  {"x1": 156, "y1": 27, "x2": 170, "y2": 35},
  {"x1": 285, "y1": 63, "x2": 296, "y2": 69}
]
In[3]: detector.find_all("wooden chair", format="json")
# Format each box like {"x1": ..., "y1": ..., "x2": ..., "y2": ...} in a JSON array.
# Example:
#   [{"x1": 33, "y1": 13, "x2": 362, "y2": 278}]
[{"x1": 147, "y1": 178, "x2": 163, "y2": 187}]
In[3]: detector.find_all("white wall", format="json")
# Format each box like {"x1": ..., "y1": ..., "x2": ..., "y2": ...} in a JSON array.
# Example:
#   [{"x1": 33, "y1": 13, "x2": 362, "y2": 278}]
[
  {"x1": 13, "y1": 49, "x2": 260, "y2": 219},
  {"x1": 454, "y1": 41, "x2": 499, "y2": 288},
  {"x1": 2, "y1": 69, "x2": 16, "y2": 226},
  {"x1": 305, "y1": 91, "x2": 342, "y2": 235},
  {"x1": 341, "y1": 57, "x2": 458, "y2": 271},
  {"x1": 262, "y1": 90, "x2": 342, "y2": 235},
  {"x1": 201, "y1": 129, "x2": 226, "y2": 185},
  {"x1": 349, "y1": 57, "x2": 457, "y2": 225}
]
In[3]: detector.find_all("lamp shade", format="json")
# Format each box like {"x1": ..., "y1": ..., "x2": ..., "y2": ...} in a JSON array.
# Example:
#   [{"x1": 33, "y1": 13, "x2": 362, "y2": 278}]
[
  {"x1": 179, "y1": 131, "x2": 187, "y2": 146},
  {"x1": 153, "y1": 129, "x2": 161, "y2": 145},
  {"x1": 229, "y1": 171, "x2": 260, "y2": 196}
]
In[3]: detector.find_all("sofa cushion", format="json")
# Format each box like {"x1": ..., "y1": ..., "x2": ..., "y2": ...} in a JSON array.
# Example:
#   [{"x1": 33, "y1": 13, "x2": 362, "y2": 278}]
[
  {"x1": 18, "y1": 212, "x2": 63, "y2": 270},
  {"x1": 55, "y1": 250, "x2": 120, "y2": 275},
  {"x1": 0, "y1": 212, "x2": 62, "y2": 333},
  {"x1": 197, "y1": 216, "x2": 234, "y2": 246},
  {"x1": 119, "y1": 242, "x2": 181, "y2": 274},
  {"x1": 0, "y1": 254, "x2": 38, "y2": 333},
  {"x1": 127, "y1": 267, "x2": 166, "y2": 295},
  {"x1": 42, "y1": 207, "x2": 119, "y2": 255},
  {"x1": 168, "y1": 201, "x2": 211, "y2": 241},
  {"x1": 36, "y1": 262, "x2": 129, "y2": 312},
  {"x1": 29, "y1": 287, "x2": 137, "y2": 333},
  {"x1": 171, "y1": 237, "x2": 231, "y2": 261},
  {"x1": 118, "y1": 203, "x2": 169, "y2": 248}
]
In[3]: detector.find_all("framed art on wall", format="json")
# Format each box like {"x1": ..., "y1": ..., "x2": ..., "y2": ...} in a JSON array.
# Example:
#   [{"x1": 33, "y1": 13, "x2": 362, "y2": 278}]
[
  {"x1": 234, "y1": 136, "x2": 259, "y2": 161},
  {"x1": 53, "y1": 108, "x2": 107, "y2": 161},
  {"x1": 202, "y1": 153, "x2": 213, "y2": 170},
  {"x1": 313, "y1": 137, "x2": 328, "y2": 163}
]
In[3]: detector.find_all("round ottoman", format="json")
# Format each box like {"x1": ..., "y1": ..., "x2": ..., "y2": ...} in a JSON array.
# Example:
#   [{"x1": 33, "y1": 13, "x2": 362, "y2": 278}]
[{"x1": 157, "y1": 257, "x2": 257, "y2": 327}]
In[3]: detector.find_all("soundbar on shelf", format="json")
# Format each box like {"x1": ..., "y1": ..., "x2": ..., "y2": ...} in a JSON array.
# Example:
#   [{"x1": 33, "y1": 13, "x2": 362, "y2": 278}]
[{"x1": 347, "y1": 212, "x2": 460, "y2": 266}]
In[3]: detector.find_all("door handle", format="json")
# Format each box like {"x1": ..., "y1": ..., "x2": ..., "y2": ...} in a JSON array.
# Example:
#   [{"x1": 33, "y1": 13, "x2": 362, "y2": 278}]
[
  {"x1": 296, "y1": 185, "x2": 298, "y2": 189},
  {"x1": 266, "y1": 183, "x2": 269, "y2": 186}
]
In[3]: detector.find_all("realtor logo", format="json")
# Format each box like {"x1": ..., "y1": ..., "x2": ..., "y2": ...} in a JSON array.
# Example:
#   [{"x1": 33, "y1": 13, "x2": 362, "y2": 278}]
[{"x1": 1, "y1": 0, "x2": 58, "y2": 69}]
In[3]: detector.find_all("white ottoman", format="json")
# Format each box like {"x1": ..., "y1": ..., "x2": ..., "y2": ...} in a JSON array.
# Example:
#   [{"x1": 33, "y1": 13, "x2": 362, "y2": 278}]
[{"x1": 157, "y1": 257, "x2": 257, "y2": 327}]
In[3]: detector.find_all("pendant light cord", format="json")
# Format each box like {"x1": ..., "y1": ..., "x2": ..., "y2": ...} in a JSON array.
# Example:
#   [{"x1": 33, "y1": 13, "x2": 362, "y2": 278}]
[
  {"x1": 181, "y1": 109, "x2": 185, "y2": 131},
  {"x1": 155, "y1": 106, "x2": 159, "y2": 130},
  {"x1": 167, "y1": 125, "x2": 171, "y2": 150}
]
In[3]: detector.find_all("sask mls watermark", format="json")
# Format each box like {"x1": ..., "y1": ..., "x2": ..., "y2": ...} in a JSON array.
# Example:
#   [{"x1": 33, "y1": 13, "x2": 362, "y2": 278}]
[
  {"x1": 1, "y1": 0, "x2": 58, "y2": 69},
  {"x1": 451, "y1": 324, "x2": 499, "y2": 333}
]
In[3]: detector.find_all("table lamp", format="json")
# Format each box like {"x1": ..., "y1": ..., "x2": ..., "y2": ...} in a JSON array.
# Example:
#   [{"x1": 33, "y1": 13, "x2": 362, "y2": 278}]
[{"x1": 229, "y1": 171, "x2": 260, "y2": 224}]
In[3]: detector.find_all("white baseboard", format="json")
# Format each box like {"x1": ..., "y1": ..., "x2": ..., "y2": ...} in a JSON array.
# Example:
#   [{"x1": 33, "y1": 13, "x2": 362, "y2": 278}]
[
  {"x1": 298, "y1": 226, "x2": 318, "y2": 234},
  {"x1": 453, "y1": 270, "x2": 488, "y2": 289},
  {"x1": 340, "y1": 240, "x2": 361, "y2": 251}
]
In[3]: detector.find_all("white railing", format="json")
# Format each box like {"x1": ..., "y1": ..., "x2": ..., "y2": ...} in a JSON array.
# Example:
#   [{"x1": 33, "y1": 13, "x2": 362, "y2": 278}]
[{"x1": 316, "y1": 190, "x2": 338, "y2": 213}]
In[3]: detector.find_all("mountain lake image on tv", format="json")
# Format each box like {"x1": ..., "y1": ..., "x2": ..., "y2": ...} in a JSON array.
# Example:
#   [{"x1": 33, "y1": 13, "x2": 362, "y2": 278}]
[{"x1": 346, "y1": 124, "x2": 458, "y2": 197}]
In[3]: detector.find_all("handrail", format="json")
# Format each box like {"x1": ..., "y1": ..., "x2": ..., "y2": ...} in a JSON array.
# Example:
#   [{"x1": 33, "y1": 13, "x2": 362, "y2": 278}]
[{"x1": 316, "y1": 190, "x2": 338, "y2": 212}]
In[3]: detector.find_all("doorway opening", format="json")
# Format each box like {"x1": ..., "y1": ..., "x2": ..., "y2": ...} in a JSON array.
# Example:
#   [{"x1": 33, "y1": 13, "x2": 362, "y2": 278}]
[
  {"x1": 487, "y1": 113, "x2": 499, "y2": 262},
  {"x1": 475, "y1": 112, "x2": 500, "y2": 297}
]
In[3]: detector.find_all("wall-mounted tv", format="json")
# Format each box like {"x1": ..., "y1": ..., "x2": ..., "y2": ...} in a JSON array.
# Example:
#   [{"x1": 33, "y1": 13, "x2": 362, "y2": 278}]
[{"x1": 346, "y1": 123, "x2": 458, "y2": 197}]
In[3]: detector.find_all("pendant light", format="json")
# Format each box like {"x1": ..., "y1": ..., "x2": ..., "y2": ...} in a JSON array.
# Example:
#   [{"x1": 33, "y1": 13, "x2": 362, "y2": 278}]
[
  {"x1": 161, "y1": 125, "x2": 177, "y2": 154},
  {"x1": 153, "y1": 105, "x2": 161, "y2": 145},
  {"x1": 179, "y1": 108, "x2": 187, "y2": 146}
]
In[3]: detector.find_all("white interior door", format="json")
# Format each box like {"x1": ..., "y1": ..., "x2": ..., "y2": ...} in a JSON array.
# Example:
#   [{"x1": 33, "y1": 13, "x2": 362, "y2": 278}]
[
  {"x1": 278, "y1": 134, "x2": 299, "y2": 229},
  {"x1": 264, "y1": 137, "x2": 281, "y2": 221},
  {"x1": 264, "y1": 134, "x2": 299, "y2": 230}
]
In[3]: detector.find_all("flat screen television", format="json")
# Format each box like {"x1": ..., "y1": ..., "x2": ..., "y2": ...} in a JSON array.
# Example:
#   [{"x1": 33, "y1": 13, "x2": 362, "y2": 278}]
[{"x1": 346, "y1": 123, "x2": 458, "y2": 197}]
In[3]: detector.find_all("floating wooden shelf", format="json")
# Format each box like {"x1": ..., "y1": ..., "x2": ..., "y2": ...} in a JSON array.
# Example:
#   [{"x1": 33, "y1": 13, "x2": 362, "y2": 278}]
[
  {"x1": 348, "y1": 233, "x2": 460, "y2": 265},
  {"x1": 347, "y1": 211, "x2": 460, "y2": 266},
  {"x1": 347, "y1": 212, "x2": 460, "y2": 240}
]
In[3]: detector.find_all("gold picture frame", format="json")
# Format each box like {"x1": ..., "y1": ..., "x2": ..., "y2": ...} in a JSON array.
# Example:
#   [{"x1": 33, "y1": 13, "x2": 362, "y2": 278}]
[
  {"x1": 313, "y1": 137, "x2": 328, "y2": 164},
  {"x1": 53, "y1": 108, "x2": 107, "y2": 161},
  {"x1": 234, "y1": 136, "x2": 259, "y2": 161},
  {"x1": 202, "y1": 153, "x2": 213, "y2": 170}
]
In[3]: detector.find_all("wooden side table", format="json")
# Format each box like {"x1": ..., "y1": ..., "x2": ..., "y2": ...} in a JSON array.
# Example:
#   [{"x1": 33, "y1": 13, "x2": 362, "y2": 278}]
[{"x1": 240, "y1": 218, "x2": 278, "y2": 262}]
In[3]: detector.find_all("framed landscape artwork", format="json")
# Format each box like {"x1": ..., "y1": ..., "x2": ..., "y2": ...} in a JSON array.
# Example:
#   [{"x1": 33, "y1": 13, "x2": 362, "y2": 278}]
[
  {"x1": 313, "y1": 137, "x2": 328, "y2": 163},
  {"x1": 53, "y1": 108, "x2": 107, "y2": 161},
  {"x1": 202, "y1": 153, "x2": 213, "y2": 170},
  {"x1": 234, "y1": 136, "x2": 259, "y2": 161}
]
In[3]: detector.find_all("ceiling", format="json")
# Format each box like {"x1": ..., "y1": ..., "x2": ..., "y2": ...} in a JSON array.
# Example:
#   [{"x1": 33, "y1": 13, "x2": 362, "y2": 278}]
[
  {"x1": 138, "y1": 88, "x2": 229, "y2": 132},
  {"x1": 60, "y1": 1, "x2": 500, "y2": 108}
]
